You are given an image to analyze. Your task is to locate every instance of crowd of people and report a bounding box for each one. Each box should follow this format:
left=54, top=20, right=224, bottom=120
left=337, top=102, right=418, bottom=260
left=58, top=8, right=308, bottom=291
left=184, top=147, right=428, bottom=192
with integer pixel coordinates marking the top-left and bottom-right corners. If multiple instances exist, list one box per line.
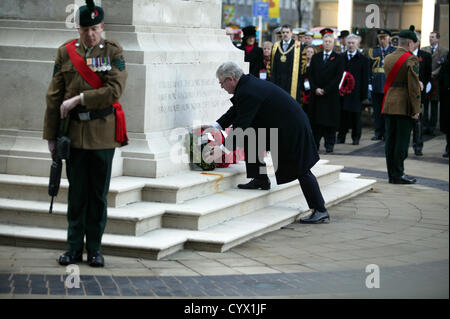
left=233, top=24, right=449, bottom=159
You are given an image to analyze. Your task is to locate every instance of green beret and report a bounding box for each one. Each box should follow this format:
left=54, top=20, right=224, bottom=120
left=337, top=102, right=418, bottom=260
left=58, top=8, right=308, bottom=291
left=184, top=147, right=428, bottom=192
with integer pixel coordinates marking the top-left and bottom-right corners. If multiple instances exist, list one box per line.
left=399, top=25, right=418, bottom=43
left=75, top=0, right=104, bottom=27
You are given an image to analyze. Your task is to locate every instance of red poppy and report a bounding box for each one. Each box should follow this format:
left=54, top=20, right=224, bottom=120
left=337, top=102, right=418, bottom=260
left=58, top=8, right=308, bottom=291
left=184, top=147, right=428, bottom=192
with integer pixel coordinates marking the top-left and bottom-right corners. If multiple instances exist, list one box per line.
left=419, top=58, right=423, bottom=62
left=330, top=57, right=335, bottom=61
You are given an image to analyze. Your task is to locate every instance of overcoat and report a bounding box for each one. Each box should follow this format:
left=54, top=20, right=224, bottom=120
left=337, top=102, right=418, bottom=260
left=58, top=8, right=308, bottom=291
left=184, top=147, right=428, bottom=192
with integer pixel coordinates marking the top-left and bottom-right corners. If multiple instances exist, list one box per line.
left=381, top=47, right=421, bottom=117
left=417, top=49, right=432, bottom=102
left=342, top=51, right=369, bottom=112
left=216, top=74, right=319, bottom=184
left=239, top=44, right=265, bottom=78
left=44, top=38, right=128, bottom=150
left=309, top=51, right=345, bottom=127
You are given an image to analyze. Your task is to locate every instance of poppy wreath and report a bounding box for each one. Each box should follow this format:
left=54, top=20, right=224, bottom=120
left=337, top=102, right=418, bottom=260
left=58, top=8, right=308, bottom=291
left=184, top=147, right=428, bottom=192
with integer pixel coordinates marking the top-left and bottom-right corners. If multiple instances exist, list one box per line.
left=339, top=71, right=355, bottom=96
left=189, top=127, right=244, bottom=171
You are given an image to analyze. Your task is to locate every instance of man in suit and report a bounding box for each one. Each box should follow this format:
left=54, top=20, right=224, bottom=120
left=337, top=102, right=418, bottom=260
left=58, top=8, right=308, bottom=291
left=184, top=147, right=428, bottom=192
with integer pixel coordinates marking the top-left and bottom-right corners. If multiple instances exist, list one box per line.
left=43, top=0, right=128, bottom=267
left=382, top=28, right=421, bottom=184
left=206, top=62, right=330, bottom=224
left=270, top=24, right=302, bottom=102
left=337, top=34, right=369, bottom=145
left=411, top=33, right=432, bottom=156
left=308, top=33, right=345, bottom=153
left=422, top=31, right=449, bottom=135
left=368, top=29, right=396, bottom=141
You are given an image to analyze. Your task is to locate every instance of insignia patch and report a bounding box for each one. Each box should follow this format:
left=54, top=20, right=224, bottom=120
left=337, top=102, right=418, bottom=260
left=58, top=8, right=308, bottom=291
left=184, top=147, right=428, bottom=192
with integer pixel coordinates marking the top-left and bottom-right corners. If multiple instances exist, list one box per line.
left=112, top=56, right=126, bottom=71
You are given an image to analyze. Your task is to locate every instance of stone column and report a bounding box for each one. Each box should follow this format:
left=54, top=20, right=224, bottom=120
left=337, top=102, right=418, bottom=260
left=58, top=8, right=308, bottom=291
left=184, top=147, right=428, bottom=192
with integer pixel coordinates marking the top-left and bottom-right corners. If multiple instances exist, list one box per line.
left=0, top=0, right=245, bottom=178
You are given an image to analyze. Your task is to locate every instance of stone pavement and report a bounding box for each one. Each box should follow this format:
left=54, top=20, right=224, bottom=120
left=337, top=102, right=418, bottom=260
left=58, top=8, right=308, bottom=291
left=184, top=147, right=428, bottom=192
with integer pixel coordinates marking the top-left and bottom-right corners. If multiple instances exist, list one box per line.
left=0, top=128, right=448, bottom=299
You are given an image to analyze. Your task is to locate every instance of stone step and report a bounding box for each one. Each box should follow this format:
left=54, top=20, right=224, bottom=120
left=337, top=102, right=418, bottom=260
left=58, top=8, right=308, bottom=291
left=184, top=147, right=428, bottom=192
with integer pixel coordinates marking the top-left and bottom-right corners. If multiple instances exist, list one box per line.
left=0, top=161, right=340, bottom=235
left=0, top=174, right=376, bottom=260
left=0, top=159, right=332, bottom=206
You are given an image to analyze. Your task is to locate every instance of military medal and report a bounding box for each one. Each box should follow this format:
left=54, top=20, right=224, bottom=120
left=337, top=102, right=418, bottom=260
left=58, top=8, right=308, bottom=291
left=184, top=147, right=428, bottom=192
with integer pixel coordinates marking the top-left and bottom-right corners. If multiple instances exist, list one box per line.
left=106, top=57, right=112, bottom=71
left=100, top=57, right=107, bottom=71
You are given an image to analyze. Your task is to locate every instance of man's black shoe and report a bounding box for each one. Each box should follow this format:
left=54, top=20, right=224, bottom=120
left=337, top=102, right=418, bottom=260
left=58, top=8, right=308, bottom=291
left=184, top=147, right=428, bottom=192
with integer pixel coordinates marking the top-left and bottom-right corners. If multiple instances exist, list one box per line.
left=352, top=139, right=359, bottom=145
left=336, top=138, right=345, bottom=144
left=87, top=251, right=105, bottom=267
left=443, top=151, right=449, bottom=158
left=238, top=178, right=271, bottom=190
left=392, top=175, right=416, bottom=184
left=325, top=148, right=333, bottom=153
left=299, top=209, right=330, bottom=224
left=414, top=149, right=423, bottom=156
left=58, top=250, right=82, bottom=266
left=371, top=136, right=382, bottom=141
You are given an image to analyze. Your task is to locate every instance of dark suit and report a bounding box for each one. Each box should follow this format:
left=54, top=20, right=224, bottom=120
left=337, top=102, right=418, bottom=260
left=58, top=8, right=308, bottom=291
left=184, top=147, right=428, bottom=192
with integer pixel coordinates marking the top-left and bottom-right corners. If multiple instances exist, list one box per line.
left=309, top=50, right=345, bottom=150
left=216, top=74, right=325, bottom=211
left=338, top=51, right=369, bottom=143
left=412, top=49, right=432, bottom=153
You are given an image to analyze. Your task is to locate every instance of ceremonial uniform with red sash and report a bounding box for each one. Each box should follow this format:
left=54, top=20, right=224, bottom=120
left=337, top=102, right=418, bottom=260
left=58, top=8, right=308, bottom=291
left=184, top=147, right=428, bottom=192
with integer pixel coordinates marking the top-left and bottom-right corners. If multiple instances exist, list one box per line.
left=43, top=36, right=128, bottom=257
left=382, top=47, right=421, bottom=182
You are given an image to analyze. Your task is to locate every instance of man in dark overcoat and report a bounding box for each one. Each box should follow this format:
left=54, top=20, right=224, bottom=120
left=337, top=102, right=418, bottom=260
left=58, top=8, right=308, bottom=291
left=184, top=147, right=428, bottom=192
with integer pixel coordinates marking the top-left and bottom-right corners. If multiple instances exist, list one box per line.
left=411, top=35, right=432, bottom=156
left=206, top=62, right=330, bottom=224
left=309, top=33, right=345, bottom=152
left=337, top=34, right=369, bottom=145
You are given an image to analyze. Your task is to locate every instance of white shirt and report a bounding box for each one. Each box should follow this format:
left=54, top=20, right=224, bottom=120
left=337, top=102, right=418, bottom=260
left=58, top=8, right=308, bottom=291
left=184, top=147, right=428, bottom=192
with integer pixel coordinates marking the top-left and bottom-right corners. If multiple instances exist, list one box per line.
left=323, top=51, right=332, bottom=61
left=413, top=49, right=419, bottom=56
left=348, top=50, right=357, bottom=60
left=282, top=40, right=291, bottom=51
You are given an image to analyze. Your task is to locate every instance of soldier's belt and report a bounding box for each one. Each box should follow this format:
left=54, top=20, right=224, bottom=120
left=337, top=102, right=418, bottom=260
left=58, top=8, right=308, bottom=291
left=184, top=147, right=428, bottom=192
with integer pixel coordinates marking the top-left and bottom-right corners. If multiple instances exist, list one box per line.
left=72, top=106, right=115, bottom=121
left=373, top=67, right=385, bottom=73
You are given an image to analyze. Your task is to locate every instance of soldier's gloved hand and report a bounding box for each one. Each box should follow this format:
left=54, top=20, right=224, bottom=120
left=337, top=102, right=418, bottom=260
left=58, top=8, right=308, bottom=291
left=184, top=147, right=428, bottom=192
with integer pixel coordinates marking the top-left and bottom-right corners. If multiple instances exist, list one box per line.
left=60, top=95, right=81, bottom=119
left=368, top=84, right=372, bottom=91
left=419, top=81, right=424, bottom=92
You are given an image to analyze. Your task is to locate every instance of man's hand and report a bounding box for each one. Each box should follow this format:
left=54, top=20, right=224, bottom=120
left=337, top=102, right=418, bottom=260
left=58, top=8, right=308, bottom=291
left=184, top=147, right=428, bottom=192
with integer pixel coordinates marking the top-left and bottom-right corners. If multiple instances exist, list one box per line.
left=419, top=81, right=424, bottom=92
left=411, top=113, right=420, bottom=120
left=315, top=88, right=325, bottom=96
left=60, top=95, right=81, bottom=119
left=48, top=140, right=56, bottom=159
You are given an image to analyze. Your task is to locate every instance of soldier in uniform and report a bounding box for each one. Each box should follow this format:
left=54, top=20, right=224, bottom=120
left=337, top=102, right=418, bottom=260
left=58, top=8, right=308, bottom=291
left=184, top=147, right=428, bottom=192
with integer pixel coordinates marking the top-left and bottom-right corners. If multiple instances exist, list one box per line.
left=382, top=27, right=420, bottom=184
left=270, top=24, right=302, bottom=103
left=337, top=30, right=350, bottom=53
left=43, top=0, right=128, bottom=267
left=367, top=29, right=396, bottom=141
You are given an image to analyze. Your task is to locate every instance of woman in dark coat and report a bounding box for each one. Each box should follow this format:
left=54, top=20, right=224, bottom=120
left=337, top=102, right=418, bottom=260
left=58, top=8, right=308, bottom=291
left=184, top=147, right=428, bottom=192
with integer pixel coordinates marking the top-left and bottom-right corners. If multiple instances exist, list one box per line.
left=439, top=52, right=449, bottom=157
left=210, top=62, right=330, bottom=224
left=239, top=26, right=265, bottom=78
left=300, top=45, right=316, bottom=124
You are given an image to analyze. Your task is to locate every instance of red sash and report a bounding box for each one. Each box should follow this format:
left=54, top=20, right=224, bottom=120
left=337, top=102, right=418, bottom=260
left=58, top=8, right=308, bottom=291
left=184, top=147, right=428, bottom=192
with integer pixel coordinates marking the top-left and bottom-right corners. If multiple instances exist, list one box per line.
left=381, top=51, right=413, bottom=112
left=65, top=40, right=128, bottom=145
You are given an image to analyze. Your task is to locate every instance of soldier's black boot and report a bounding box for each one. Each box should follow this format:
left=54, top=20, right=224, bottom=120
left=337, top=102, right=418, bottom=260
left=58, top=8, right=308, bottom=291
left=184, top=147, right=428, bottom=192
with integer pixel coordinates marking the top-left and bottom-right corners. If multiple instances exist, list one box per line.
left=58, top=250, right=83, bottom=266
left=238, top=177, right=271, bottom=190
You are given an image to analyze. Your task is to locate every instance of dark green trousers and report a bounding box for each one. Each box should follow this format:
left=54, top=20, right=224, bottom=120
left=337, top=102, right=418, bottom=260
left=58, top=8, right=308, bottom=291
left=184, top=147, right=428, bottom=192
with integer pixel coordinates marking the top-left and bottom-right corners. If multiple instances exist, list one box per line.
left=66, top=148, right=115, bottom=252
left=385, top=115, right=414, bottom=178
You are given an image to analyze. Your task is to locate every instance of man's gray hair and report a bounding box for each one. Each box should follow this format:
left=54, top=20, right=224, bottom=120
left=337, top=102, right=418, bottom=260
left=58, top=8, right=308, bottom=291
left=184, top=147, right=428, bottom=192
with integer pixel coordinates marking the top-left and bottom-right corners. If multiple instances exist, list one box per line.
left=323, top=33, right=334, bottom=40
left=346, top=34, right=360, bottom=42
left=399, top=37, right=412, bottom=47
left=216, top=62, right=244, bottom=81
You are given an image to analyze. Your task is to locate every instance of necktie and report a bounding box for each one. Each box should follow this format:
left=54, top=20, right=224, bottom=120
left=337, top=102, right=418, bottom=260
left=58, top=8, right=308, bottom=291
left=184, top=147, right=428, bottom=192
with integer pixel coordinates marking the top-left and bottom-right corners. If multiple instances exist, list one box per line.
left=283, top=41, right=289, bottom=52
left=324, top=53, right=329, bottom=63
left=432, top=47, right=436, bottom=55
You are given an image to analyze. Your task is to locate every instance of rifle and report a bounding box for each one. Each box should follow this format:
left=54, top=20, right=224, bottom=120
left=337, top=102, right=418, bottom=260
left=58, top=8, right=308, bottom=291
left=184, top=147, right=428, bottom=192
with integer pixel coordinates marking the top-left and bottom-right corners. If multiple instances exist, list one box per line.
left=48, top=118, right=71, bottom=214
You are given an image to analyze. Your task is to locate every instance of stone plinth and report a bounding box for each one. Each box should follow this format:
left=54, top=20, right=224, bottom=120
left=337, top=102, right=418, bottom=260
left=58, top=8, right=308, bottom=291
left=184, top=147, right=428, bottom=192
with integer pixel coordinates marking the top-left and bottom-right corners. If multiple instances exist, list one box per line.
left=0, top=0, right=245, bottom=178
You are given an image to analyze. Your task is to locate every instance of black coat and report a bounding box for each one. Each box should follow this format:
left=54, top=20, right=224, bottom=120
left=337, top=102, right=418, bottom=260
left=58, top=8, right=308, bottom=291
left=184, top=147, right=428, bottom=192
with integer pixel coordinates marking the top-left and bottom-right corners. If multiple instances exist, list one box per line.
left=238, top=43, right=265, bottom=78
left=216, top=74, right=319, bottom=184
left=342, top=51, right=369, bottom=112
left=417, top=49, right=432, bottom=101
left=439, top=52, right=449, bottom=134
left=309, top=51, right=345, bottom=127
left=270, top=39, right=301, bottom=101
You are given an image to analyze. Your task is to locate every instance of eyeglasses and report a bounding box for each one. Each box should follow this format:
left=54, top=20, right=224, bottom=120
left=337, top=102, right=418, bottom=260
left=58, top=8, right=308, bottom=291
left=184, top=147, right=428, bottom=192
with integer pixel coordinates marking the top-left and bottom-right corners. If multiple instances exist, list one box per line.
left=219, top=77, right=230, bottom=86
